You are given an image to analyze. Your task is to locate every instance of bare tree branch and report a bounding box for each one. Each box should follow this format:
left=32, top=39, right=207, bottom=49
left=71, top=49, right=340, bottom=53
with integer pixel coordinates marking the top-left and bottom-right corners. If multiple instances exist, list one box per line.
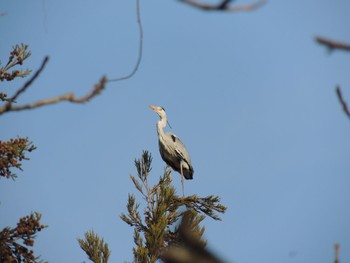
left=0, top=0, right=144, bottom=115
left=0, top=55, right=108, bottom=115
left=336, top=86, right=350, bottom=120
left=315, top=36, right=350, bottom=52
left=0, top=76, right=107, bottom=114
left=178, top=0, right=266, bottom=12
left=0, top=56, right=49, bottom=114
left=107, top=0, right=143, bottom=82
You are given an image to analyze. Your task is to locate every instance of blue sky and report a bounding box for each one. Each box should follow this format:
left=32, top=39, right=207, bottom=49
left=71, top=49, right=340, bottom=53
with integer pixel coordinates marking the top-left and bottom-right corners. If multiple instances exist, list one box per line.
left=1, top=0, right=350, bottom=262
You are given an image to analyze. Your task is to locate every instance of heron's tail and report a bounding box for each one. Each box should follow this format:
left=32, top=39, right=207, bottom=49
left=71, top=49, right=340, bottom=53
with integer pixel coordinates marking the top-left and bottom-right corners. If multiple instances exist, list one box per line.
left=184, top=166, right=194, bottom=180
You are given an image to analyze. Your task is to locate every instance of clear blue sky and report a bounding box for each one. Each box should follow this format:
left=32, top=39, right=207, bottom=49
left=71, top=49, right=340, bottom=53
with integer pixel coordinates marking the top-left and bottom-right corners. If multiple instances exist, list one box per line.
left=1, top=0, right=350, bottom=262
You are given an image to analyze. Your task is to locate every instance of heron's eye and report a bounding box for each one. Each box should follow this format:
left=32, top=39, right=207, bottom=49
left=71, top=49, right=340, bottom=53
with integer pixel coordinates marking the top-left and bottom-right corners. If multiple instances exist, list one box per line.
left=161, top=107, right=165, bottom=111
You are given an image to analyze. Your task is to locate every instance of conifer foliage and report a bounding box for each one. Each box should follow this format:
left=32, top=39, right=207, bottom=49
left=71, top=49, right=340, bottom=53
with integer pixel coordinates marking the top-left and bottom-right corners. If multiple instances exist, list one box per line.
left=120, top=151, right=227, bottom=262
left=77, top=230, right=111, bottom=263
left=0, top=44, right=36, bottom=181
left=0, top=138, right=36, bottom=180
left=0, top=45, right=47, bottom=262
left=0, top=212, right=47, bottom=262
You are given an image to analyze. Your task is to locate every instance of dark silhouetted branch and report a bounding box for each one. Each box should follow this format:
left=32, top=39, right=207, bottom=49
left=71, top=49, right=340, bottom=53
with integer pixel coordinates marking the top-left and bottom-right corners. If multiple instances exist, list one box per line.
left=161, top=211, right=223, bottom=263
left=178, top=0, right=266, bottom=12
left=0, top=56, right=48, bottom=114
left=217, top=0, right=233, bottom=9
left=107, top=0, right=143, bottom=82
left=8, top=56, right=49, bottom=106
left=336, top=86, right=350, bottom=120
left=316, top=36, right=350, bottom=52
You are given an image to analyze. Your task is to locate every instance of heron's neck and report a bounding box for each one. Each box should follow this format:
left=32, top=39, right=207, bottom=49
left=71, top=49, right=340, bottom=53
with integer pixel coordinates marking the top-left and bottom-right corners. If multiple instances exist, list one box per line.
left=156, top=116, right=167, bottom=138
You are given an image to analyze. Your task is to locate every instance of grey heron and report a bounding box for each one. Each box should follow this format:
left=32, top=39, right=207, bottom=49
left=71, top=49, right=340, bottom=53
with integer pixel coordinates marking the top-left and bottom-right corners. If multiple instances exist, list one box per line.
left=149, top=105, right=194, bottom=196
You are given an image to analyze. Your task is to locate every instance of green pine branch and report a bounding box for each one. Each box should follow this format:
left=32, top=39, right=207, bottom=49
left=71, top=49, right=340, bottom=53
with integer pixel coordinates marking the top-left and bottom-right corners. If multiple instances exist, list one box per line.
left=77, top=230, right=111, bottom=263
left=121, top=150, right=227, bottom=263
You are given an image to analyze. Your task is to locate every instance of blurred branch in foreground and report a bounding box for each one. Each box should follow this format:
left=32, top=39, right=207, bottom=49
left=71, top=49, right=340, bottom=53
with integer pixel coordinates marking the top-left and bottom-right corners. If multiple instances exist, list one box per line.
left=336, top=86, right=350, bottom=120
left=334, top=243, right=340, bottom=263
left=161, top=211, right=223, bottom=263
left=315, top=36, right=350, bottom=52
left=178, top=0, right=266, bottom=12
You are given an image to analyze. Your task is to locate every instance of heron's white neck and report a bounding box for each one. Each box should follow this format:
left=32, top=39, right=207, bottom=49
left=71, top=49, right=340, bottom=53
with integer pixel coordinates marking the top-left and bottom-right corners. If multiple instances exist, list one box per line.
left=156, top=115, right=167, bottom=139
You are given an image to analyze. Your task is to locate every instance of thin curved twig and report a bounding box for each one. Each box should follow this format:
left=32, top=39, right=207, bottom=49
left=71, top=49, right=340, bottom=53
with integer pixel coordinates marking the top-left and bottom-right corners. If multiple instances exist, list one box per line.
left=336, top=86, right=350, bottom=120
left=178, top=0, right=266, bottom=12
left=8, top=57, right=49, bottom=104
left=107, top=0, right=143, bottom=82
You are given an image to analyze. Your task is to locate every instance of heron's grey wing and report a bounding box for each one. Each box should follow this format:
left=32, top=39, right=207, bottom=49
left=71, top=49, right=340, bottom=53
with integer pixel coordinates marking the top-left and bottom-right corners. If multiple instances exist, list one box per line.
left=167, top=132, right=192, bottom=165
left=165, top=132, right=194, bottom=179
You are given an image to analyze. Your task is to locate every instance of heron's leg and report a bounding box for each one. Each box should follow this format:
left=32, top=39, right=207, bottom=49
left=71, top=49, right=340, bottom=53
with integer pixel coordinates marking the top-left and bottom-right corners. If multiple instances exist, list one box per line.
left=180, top=164, right=185, bottom=197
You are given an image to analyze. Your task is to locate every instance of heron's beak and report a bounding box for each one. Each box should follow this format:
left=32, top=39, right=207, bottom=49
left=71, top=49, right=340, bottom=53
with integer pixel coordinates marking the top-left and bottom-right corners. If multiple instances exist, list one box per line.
left=149, top=105, right=158, bottom=111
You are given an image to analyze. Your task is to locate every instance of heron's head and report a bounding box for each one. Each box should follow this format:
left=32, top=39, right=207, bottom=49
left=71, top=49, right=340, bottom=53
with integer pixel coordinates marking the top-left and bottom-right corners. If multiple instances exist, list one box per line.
left=149, top=105, right=166, bottom=118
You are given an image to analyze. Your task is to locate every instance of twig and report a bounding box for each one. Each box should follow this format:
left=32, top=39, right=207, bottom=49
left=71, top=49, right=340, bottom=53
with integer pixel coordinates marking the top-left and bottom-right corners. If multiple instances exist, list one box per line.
left=8, top=57, right=49, bottom=105
left=336, top=86, right=350, bottom=120
left=315, top=36, right=350, bottom=52
left=178, top=0, right=266, bottom=12
left=108, top=0, right=143, bottom=82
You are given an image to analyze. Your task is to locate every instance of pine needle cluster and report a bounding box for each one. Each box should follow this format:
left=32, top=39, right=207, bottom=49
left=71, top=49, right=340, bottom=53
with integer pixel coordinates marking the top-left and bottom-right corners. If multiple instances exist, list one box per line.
left=77, top=230, right=111, bottom=263
left=0, top=137, right=36, bottom=179
left=121, top=151, right=227, bottom=263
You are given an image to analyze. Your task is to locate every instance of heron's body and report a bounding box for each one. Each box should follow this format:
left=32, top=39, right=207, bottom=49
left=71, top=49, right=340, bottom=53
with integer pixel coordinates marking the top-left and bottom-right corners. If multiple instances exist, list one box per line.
left=158, top=132, right=193, bottom=180
left=150, top=105, right=194, bottom=195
